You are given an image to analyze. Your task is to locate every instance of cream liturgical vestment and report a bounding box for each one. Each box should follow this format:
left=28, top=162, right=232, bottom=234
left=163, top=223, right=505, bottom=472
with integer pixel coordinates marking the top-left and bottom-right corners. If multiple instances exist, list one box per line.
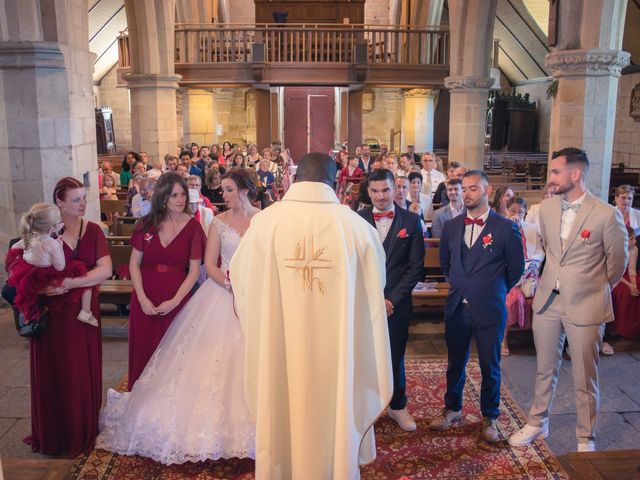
left=230, top=181, right=393, bottom=480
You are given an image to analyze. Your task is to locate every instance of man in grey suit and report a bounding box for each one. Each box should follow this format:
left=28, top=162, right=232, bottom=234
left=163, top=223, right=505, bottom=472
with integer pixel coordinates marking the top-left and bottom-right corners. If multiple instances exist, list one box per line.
left=509, top=148, right=628, bottom=452
left=431, top=178, right=465, bottom=238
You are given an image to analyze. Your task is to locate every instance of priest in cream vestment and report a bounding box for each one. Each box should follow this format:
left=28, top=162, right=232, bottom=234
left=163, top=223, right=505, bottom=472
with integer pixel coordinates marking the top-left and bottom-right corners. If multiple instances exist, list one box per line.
left=230, top=153, right=393, bottom=480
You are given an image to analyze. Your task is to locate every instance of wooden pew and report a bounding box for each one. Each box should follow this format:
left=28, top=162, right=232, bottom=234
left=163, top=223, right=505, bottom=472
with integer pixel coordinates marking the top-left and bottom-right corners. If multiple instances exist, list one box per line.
left=101, top=199, right=127, bottom=213
left=99, top=279, right=133, bottom=306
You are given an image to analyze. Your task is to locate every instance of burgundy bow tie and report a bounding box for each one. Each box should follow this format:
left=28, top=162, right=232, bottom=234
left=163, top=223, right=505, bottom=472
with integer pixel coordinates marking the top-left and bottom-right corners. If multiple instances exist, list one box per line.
left=463, top=217, right=484, bottom=226
left=374, top=211, right=394, bottom=221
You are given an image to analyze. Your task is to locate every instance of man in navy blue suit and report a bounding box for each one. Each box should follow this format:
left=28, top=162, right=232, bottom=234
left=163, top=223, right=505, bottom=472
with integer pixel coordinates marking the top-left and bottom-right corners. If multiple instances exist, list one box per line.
left=429, top=170, right=524, bottom=442
left=359, top=168, right=425, bottom=431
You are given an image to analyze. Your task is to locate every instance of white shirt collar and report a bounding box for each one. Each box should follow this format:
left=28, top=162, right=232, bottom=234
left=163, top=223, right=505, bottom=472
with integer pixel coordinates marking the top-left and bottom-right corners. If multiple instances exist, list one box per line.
left=466, top=207, right=490, bottom=223
left=450, top=202, right=464, bottom=216
left=373, top=204, right=396, bottom=215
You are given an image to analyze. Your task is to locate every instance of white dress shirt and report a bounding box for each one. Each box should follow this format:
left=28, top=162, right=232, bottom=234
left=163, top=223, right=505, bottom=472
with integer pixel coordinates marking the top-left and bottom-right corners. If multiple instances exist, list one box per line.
left=420, top=168, right=446, bottom=198
left=373, top=204, right=395, bottom=244
left=449, top=202, right=464, bottom=218
left=556, top=190, right=587, bottom=290
left=464, top=207, right=491, bottom=249
left=560, top=190, right=587, bottom=251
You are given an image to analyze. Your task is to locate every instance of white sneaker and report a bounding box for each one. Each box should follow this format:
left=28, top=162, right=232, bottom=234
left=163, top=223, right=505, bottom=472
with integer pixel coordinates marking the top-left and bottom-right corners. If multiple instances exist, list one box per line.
left=508, top=423, right=549, bottom=447
left=577, top=441, right=596, bottom=452
left=388, top=408, right=417, bottom=432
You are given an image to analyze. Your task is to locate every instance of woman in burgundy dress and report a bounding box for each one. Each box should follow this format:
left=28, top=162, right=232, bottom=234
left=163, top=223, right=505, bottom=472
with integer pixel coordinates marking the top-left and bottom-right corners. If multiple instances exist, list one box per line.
left=6, top=177, right=113, bottom=457
left=128, top=172, right=205, bottom=389
left=612, top=226, right=640, bottom=339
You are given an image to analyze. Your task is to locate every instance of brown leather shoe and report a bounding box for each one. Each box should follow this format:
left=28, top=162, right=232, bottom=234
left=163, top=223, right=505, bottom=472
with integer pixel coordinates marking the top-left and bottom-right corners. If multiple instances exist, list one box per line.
left=482, top=417, right=501, bottom=443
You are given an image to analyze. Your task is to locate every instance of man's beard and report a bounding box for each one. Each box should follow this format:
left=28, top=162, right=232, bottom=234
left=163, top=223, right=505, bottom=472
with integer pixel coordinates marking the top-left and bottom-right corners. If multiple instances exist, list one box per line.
left=552, top=181, right=573, bottom=195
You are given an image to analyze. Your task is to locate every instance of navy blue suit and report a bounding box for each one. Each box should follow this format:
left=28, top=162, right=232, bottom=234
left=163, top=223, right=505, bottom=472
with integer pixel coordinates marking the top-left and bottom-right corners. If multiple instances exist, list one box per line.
left=439, top=209, right=524, bottom=419
left=360, top=206, right=425, bottom=409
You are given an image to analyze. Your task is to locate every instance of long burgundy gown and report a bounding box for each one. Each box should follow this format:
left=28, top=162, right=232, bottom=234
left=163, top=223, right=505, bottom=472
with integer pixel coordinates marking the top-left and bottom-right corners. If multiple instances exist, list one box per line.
left=128, top=217, right=205, bottom=389
left=28, top=221, right=108, bottom=457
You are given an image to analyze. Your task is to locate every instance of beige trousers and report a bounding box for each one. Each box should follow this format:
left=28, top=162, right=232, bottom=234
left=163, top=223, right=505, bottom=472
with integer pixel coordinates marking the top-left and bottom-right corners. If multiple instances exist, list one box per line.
left=527, top=293, right=604, bottom=443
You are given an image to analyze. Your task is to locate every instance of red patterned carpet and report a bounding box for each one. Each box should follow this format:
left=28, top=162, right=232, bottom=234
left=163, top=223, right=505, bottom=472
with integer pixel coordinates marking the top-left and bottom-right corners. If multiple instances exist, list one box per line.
left=68, top=359, right=566, bottom=479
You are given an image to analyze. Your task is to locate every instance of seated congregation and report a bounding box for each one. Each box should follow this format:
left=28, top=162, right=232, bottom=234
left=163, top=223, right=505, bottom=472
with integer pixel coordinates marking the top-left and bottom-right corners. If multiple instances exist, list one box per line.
left=4, top=142, right=639, bottom=478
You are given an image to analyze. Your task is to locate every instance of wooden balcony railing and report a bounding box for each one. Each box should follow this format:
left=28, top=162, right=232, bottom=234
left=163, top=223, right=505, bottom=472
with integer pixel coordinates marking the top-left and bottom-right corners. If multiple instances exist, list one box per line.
left=118, top=23, right=449, bottom=68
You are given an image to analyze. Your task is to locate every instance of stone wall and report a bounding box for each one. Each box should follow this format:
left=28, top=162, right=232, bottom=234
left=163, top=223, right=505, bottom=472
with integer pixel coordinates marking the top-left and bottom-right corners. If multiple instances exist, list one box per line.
left=182, top=88, right=254, bottom=149
left=228, top=0, right=255, bottom=23
left=365, top=0, right=390, bottom=24
left=95, top=64, right=133, bottom=151
left=514, top=78, right=553, bottom=153
left=362, top=88, right=402, bottom=152
left=613, top=71, right=640, bottom=168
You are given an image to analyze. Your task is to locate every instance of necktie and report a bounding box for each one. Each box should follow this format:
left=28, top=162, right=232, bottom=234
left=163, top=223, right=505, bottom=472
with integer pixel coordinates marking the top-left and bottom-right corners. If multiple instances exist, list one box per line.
left=463, top=217, right=484, bottom=226
left=561, top=200, right=580, bottom=212
left=374, top=211, right=394, bottom=221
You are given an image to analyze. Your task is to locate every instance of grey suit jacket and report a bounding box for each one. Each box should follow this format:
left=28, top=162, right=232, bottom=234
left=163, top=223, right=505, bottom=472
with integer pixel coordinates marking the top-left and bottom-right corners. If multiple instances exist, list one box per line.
left=532, top=192, right=628, bottom=325
left=431, top=205, right=464, bottom=238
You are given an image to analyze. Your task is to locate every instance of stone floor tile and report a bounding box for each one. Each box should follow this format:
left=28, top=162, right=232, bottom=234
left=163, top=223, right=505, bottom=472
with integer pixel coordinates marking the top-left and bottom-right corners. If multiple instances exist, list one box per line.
left=0, top=387, right=30, bottom=418
left=0, top=417, right=17, bottom=440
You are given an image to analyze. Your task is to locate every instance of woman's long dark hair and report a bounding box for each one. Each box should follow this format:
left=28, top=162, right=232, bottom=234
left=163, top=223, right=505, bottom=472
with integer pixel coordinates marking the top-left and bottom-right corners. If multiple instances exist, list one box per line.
left=122, top=151, right=141, bottom=172
left=491, top=187, right=511, bottom=214
left=140, top=172, right=191, bottom=231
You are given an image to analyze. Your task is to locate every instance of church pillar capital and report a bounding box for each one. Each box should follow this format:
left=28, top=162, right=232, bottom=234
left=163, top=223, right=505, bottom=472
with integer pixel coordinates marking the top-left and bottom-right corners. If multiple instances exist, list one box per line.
left=0, top=41, right=65, bottom=70
left=444, top=76, right=494, bottom=93
left=545, top=49, right=631, bottom=78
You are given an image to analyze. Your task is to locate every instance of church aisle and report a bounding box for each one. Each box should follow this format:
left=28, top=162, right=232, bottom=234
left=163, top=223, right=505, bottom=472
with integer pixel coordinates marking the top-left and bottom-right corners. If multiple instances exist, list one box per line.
left=0, top=308, right=639, bottom=479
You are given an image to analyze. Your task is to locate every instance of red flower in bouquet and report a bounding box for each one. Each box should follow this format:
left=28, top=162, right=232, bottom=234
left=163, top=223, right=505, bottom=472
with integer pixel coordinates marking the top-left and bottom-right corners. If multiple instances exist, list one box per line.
left=397, top=228, right=409, bottom=238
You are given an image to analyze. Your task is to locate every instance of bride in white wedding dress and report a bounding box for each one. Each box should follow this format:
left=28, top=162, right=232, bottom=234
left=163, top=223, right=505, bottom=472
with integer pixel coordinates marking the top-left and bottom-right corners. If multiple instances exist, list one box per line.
left=96, top=169, right=261, bottom=465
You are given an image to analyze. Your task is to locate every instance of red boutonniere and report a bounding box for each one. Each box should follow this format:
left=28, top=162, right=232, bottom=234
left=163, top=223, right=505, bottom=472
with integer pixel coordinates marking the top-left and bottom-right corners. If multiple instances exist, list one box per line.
left=482, top=233, right=493, bottom=249
left=143, top=232, right=153, bottom=243
left=580, top=229, right=591, bottom=243
left=397, top=228, right=409, bottom=239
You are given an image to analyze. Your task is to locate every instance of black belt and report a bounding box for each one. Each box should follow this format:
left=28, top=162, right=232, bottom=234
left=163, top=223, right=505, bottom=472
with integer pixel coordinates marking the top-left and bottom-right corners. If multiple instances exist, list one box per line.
left=552, top=288, right=560, bottom=295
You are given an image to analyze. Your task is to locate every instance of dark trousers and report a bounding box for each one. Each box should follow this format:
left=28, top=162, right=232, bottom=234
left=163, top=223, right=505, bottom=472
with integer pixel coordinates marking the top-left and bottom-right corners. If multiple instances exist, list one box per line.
left=388, top=301, right=411, bottom=410
left=444, top=303, right=505, bottom=419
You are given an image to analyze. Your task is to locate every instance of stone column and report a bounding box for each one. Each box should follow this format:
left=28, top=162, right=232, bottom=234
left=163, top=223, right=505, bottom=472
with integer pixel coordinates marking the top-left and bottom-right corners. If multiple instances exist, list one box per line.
left=445, top=0, right=497, bottom=169
left=182, top=88, right=217, bottom=148
left=0, top=0, right=99, bottom=263
left=126, top=73, right=181, bottom=159
left=445, top=77, right=493, bottom=168
left=124, top=0, right=181, bottom=162
left=546, top=51, right=629, bottom=199
left=402, top=89, right=437, bottom=153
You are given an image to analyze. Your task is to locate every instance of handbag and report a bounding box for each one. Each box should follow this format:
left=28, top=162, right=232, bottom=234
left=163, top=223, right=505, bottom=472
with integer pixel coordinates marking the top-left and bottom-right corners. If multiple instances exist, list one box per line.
left=15, top=306, right=49, bottom=338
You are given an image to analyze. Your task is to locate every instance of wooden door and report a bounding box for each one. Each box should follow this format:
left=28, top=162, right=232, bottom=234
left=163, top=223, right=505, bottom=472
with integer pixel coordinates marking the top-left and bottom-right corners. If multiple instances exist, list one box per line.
left=284, top=87, right=335, bottom=163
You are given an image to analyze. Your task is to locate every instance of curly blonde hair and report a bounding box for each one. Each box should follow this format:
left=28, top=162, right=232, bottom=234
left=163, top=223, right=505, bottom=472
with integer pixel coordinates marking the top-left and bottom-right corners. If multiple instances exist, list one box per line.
left=18, top=203, right=59, bottom=250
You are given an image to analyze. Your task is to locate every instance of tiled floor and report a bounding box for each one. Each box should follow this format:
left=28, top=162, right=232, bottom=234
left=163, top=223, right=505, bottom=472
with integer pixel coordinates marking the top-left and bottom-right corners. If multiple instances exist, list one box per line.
left=0, top=306, right=639, bottom=478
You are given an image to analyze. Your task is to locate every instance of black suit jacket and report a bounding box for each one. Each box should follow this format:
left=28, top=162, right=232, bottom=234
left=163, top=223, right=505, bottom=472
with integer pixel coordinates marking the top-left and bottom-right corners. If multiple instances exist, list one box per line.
left=359, top=207, right=425, bottom=309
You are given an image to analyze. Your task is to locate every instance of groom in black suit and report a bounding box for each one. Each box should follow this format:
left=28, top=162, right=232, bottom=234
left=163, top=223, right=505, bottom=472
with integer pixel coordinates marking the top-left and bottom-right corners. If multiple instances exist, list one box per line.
left=359, top=168, right=425, bottom=431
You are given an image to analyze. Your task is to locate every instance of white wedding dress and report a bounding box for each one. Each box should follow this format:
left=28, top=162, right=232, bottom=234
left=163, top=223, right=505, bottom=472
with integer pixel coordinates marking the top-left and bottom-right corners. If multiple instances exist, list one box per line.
left=96, top=218, right=255, bottom=465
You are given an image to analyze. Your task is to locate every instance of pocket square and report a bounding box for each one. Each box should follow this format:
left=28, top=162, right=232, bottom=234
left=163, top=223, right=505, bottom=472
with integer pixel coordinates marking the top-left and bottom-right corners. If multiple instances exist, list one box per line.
left=397, top=228, right=408, bottom=238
